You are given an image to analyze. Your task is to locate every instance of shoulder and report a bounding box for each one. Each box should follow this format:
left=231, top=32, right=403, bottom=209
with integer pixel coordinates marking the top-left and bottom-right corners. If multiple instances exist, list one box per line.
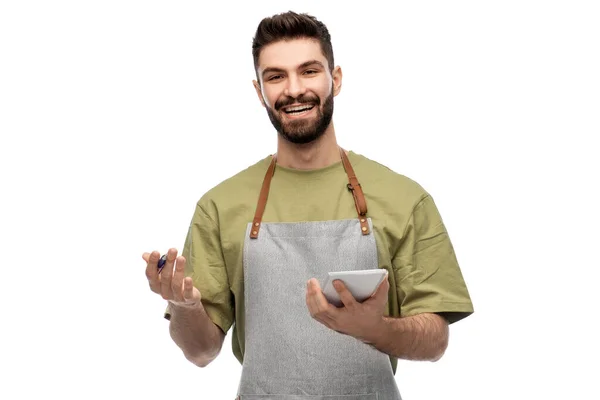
left=196, top=155, right=272, bottom=216
left=349, top=151, right=430, bottom=208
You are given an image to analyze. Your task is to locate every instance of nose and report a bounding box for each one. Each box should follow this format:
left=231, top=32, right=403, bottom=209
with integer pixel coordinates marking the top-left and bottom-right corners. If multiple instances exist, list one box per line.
left=283, top=74, right=306, bottom=99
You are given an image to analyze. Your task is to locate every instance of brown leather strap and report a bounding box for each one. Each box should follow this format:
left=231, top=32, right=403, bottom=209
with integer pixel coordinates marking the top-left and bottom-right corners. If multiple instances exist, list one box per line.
left=340, top=148, right=370, bottom=235
left=249, top=148, right=370, bottom=238
left=249, top=154, right=277, bottom=239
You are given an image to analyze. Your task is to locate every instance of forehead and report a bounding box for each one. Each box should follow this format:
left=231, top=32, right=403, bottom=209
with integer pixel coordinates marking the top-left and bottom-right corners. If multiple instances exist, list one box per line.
left=257, top=38, right=329, bottom=72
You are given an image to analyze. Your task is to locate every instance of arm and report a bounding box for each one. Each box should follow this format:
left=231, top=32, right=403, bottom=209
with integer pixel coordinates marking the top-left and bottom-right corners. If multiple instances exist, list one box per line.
left=369, top=313, right=448, bottom=361
left=162, top=202, right=235, bottom=367
left=386, top=194, right=473, bottom=357
left=307, top=194, right=472, bottom=362
left=168, top=303, right=226, bottom=367
left=307, top=277, right=449, bottom=362
left=145, top=248, right=227, bottom=368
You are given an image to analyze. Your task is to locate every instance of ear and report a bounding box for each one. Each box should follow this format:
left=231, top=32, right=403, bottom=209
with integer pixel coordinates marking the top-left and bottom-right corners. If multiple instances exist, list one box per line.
left=332, top=66, right=343, bottom=97
left=253, top=80, right=266, bottom=108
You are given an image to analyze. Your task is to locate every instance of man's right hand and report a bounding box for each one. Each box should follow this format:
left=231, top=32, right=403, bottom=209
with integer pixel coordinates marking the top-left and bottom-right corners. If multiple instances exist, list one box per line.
left=143, top=248, right=202, bottom=308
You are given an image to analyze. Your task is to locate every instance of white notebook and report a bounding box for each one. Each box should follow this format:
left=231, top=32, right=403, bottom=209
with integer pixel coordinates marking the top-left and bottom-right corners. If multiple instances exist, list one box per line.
left=321, top=269, right=387, bottom=307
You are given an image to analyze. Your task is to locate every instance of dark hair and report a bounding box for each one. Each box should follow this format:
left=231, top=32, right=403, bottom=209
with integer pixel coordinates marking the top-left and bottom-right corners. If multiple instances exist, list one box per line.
left=252, top=11, right=334, bottom=77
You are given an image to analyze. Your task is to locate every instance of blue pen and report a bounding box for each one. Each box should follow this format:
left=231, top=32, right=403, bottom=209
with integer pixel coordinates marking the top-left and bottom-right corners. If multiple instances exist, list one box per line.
left=157, top=254, right=167, bottom=273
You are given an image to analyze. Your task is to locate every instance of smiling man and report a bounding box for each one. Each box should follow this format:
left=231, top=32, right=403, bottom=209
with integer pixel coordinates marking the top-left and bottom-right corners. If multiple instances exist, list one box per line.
left=256, top=40, right=336, bottom=146
left=144, top=11, right=474, bottom=400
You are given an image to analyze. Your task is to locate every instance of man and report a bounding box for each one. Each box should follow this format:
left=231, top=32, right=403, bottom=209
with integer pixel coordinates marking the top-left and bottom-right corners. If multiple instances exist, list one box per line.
left=143, top=11, right=473, bottom=399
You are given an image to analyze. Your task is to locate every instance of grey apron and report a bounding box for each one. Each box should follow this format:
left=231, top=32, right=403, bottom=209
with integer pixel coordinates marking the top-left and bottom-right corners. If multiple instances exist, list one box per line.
left=236, top=148, right=402, bottom=400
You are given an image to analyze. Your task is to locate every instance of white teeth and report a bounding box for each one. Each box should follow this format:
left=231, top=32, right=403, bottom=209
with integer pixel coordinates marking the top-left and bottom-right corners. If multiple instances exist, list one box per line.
left=285, top=105, right=313, bottom=112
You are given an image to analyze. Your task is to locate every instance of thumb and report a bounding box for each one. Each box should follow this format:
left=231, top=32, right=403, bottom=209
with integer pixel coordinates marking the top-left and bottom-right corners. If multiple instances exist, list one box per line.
left=371, top=272, right=390, bottom=300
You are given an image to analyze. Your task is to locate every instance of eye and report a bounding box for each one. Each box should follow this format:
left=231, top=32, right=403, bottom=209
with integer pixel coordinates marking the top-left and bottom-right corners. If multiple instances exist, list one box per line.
left=267, top=75, right=283, bottom=81
left=303, top=69, right=318, bottom=75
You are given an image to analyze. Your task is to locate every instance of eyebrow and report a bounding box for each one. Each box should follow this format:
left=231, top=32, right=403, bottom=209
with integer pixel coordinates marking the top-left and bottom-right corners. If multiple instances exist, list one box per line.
left=261, top=60, right=325, bottom=78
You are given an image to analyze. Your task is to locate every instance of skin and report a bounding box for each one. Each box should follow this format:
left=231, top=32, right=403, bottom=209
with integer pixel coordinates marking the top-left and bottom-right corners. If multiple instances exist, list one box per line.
left=254, top=38, right=449, bottom=361
left=253, top=38, right=343, bottom=170
left=306, top=276, right=449, bottom=361
left=143, top=248, right=224, bottom=367
left=144, top=37, right=449, bottom=367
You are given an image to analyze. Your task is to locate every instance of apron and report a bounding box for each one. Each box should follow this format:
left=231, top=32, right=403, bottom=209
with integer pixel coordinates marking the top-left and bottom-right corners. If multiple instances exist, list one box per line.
left=236, top=148, right=402, bottom=400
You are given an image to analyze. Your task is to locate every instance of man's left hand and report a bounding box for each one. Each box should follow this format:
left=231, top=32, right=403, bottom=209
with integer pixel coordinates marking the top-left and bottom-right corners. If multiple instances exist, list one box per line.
left=305, top=272, right=389, bottom=344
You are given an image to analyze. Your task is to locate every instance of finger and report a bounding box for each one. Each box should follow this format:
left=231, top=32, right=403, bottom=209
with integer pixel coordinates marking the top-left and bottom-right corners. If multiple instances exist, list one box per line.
left=160, top=248, right=178, bottom=299
left=369, top=272, right=390, bottom=305
left=333, top=279, right=358, bottom=309
left=183, top=277, right=195, bottom=302
left=375, top=272, right=390, bottom=296
left=310, top=279, right=330, bottom=312
left=144, top=251, right=161, bottom=293
left=311, top=283, right=338, bottom=329
left=306, top=280, right=318, bottom=315
left=307, top=279, right=336, bottom=325
left=171, top=256, right=186, bottom=302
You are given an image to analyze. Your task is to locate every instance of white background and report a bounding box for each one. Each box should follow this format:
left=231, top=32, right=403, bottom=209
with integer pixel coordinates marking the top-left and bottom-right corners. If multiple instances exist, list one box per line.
left=1, top=1, right=599, bottom=399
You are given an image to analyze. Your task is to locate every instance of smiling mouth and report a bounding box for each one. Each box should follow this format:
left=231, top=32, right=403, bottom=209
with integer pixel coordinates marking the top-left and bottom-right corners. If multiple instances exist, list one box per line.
left=282, top=104, right=315, bottom=115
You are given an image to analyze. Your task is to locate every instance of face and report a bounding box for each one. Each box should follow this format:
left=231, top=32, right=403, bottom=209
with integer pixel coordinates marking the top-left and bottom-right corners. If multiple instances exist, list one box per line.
left=253, top=38, right=342, bottom=144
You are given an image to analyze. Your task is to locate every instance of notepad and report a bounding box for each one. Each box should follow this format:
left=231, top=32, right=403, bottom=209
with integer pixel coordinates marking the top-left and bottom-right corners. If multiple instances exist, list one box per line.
left=321, top=269, right=387, bottom=307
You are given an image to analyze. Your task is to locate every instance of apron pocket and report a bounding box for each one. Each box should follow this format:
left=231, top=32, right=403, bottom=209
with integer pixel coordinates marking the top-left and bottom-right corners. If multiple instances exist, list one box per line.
left=239, top=394, right=378, bottom=399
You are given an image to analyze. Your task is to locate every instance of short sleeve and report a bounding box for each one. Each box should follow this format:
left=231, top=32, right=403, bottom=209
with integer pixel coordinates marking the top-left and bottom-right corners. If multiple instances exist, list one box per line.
left=164, top=203, right=234, bottom=334
left=392, top=195, right=474, bottom=324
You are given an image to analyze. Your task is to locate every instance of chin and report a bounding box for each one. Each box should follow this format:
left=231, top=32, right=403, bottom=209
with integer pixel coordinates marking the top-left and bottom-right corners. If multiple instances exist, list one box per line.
left=279, top=128, right=326, bottom=145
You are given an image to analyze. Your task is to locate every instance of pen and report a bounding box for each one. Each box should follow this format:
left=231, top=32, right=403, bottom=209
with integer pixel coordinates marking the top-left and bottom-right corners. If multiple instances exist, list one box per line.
left=157, top=254, right=167, bottom=273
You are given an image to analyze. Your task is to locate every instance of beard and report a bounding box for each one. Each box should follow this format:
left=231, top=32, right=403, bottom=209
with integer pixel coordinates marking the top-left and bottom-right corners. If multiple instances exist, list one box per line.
left=265, top=91, right=334, bottom=145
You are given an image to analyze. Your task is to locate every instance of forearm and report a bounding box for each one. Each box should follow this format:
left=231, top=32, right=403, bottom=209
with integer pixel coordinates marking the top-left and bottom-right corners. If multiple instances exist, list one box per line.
left=369, top=313, right=449, bottom=361
left=168, top=303, right=224, bottom=367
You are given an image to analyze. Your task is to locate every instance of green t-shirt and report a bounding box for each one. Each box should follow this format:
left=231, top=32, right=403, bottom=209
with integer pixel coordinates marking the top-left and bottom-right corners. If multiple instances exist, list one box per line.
left=165, top=151, right=474, bottom=374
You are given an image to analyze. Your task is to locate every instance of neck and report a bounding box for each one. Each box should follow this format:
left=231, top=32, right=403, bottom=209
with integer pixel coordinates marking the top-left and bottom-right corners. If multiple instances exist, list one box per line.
left=275, top=123, right=344, bottom=170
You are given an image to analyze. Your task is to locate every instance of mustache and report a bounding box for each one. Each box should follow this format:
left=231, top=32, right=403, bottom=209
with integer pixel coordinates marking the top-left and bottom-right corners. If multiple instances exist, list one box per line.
left=275, top=94, right=320, bottom=110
